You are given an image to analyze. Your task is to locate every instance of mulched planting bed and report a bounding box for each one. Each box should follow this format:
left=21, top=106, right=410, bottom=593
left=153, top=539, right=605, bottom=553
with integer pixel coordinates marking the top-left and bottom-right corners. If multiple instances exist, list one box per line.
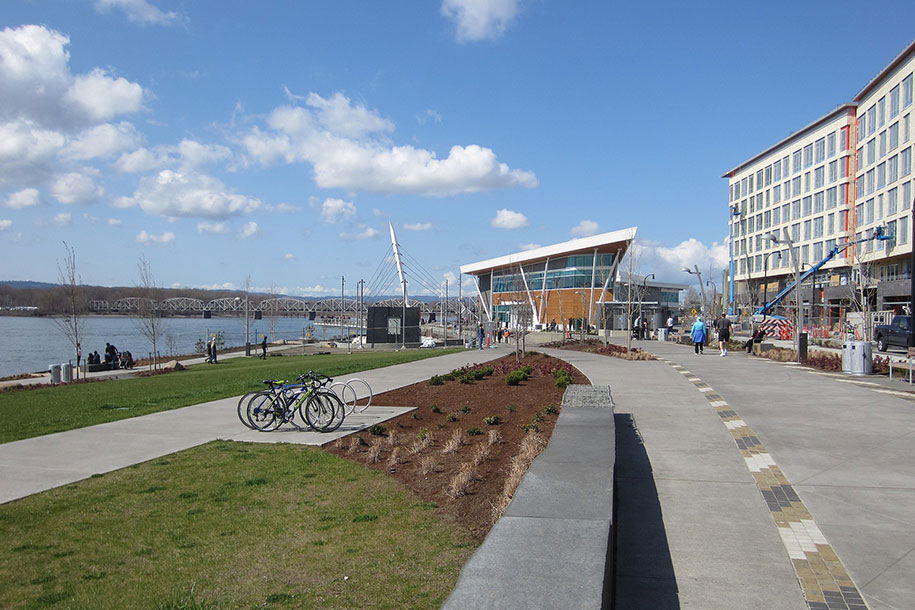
left=546, top=339, right=656, bottom=360
left=325, top=351, right=588, bottom=541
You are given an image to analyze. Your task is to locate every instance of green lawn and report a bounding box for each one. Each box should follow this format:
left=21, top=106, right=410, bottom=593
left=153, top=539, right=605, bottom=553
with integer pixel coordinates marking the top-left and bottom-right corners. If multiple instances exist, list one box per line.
left=0, top=441, right=476, bottom=609
left=0, top=349, right=462, bottom=444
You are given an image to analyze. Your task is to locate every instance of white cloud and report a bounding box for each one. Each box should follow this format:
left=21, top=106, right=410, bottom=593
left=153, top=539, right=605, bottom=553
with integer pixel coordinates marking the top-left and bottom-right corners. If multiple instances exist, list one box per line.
left=242, top=95, right=537, bottom=196
left=570, top=219, right=599, bottom=237
left=107, top=217, right=121, bottom=225
left=320, top=198, right=357, bottom=223
left=177, top=139, right=233, bottom=168
left=127, top=170, right=262, bottom=218
left=63, top=122, right=141, bottom=160
left=197, top=221, right=229, bottom=234
left=627, top=238, right=729, bottom=285
left=51, top=171, right=103, bottom=204
left=305, top=92, right=394, bottom=139
left=519, top=242, right=541, bottom=251
left=198, top=281, right=237, bottom=291
left=417, top=109, right=443, bottom=125
left=441, top=0, right=519, bottom=43
left=338, top=224, right=379, bottom=241
left=136, top=230, right=175, bottom=246
left=93, top=0, right=180, bottom=26
left=490, top=208, right=528, bottom=229
left=291, top=284, right=338, bottom=296
left=403, top=222, right=432, bottom=231
left=53, top=212, right=72, bottom=226
left=240, top=221, right=259, bottom=238
left=4, top=188, right=41, bottom=209
left=283, top=252, right=296, bottom=261
left=114, top=147, right=169, bottom=173
left=0, top=219, right=12, bottom=231
left=64, top=68, right=144, bottom=123
left=0, top=120, right=66, bottom=186
left=443, top=271, right=458, bottom=284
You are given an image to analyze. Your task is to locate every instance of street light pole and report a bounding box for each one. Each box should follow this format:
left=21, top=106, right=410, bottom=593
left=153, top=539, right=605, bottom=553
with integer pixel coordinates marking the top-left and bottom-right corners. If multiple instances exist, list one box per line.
left=341, top=276, right=345, bottom=344
left=639, top=273, right=655, bottom=336
left=681, top=266, right=706, bottom=314
left=729, top=205, right=740, bottom=315
left=767, top=229, right=804, bottom=361
left=706, top=280, right=718, bottom=317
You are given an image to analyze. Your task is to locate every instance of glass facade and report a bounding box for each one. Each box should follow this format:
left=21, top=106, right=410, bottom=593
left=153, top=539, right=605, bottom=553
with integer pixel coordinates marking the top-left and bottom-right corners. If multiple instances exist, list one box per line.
left=491, top=253, right=617, bottom=294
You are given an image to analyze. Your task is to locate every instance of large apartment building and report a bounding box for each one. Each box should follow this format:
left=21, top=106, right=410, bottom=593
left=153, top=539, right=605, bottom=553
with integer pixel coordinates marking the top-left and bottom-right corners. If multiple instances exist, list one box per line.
left=723, top=41, right=915, bottom=325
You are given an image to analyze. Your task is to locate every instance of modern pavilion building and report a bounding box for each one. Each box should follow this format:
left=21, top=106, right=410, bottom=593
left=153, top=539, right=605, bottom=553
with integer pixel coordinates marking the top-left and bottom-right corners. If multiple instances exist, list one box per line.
left=460, top=227, right=636, bottom=330
left=723, top=40, right=915, bottom=324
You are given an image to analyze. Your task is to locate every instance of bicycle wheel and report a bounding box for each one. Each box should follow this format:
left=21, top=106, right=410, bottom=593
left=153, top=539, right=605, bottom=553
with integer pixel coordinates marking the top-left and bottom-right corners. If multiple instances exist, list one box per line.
left=301, top=391, right=344, bottom=432
left=237, top=391, right=259, bottom=429
left=247, top=392, right=281, bottom=431
left=346, top=378, right=373, bottom=413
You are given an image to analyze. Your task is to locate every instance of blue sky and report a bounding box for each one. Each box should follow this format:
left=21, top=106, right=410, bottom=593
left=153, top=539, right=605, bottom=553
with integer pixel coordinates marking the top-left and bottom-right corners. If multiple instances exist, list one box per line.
left=2, top=0, right=915, bottom=297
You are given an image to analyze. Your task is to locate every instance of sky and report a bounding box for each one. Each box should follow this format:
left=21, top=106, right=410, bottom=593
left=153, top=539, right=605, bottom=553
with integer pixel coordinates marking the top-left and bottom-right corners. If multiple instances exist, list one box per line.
left=3, top=0, right=915, bottom=298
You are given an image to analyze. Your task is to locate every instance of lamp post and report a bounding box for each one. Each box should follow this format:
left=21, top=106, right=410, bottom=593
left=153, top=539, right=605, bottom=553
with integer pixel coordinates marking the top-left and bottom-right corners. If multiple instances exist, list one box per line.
left=639, top=273, right=655, bottom=337
left=235, top=292, right=250, bottom=356
left=681, top=266, right=706, bottom=315
left=705, top=280, right=718, bottom=318
left=766, top=229, right=804, bottom=361
left=729, top=205, right=741, bottom=315
left=760, top=250, right=782, bottom=321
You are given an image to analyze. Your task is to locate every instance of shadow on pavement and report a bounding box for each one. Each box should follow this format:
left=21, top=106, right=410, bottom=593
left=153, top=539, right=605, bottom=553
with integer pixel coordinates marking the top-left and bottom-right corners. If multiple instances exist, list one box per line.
left=613, top=413, right=680, bottom=610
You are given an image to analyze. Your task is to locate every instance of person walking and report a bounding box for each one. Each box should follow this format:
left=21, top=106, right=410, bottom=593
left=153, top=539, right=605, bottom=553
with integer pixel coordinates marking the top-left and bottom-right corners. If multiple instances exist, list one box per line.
left=690, top=316, right=707, bottom=355
left=714, top=314, right=732, bottom=356
left=208, top=335, right=218, bottom=364
left=260, top=335, right=268, bottom=359
left=477, top=324, right=484, bottom=350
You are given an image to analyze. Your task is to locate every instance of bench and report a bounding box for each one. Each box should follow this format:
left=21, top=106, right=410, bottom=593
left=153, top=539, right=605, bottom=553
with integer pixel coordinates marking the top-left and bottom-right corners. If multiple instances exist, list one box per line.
left=753, top=341, right=775, bottom=355
left=888, top=347, right=915, bottom=384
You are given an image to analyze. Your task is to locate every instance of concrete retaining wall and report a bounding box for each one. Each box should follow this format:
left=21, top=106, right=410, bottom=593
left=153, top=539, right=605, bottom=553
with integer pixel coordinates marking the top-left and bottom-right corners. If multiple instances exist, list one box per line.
left=443, top=384, right=615, bottom=609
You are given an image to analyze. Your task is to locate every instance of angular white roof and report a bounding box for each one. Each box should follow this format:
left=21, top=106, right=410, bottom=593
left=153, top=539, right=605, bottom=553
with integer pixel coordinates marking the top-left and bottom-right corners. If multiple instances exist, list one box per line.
left=460, top=226, right=637, bottom=275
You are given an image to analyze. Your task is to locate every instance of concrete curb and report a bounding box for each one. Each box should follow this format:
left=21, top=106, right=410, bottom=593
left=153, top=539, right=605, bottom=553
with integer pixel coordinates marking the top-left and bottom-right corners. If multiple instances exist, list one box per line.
left=443, top=385, right=615, bottom=610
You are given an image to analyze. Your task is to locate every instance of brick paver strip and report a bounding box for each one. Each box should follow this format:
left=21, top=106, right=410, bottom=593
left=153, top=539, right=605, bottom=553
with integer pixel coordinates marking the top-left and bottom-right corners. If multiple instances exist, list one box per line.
left=660, top=357, right=870, bottom=610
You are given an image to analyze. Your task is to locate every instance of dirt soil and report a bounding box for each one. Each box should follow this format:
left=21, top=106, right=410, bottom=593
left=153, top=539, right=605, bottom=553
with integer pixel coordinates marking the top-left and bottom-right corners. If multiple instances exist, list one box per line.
left=324, top=351, right=588, bottom=541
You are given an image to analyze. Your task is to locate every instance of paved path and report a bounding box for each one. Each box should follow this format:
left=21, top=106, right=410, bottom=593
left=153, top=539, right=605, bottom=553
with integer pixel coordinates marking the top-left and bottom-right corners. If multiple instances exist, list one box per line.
left=0, top=346, right=511, bottom=504
left=548, top=339, right=912, bottom=610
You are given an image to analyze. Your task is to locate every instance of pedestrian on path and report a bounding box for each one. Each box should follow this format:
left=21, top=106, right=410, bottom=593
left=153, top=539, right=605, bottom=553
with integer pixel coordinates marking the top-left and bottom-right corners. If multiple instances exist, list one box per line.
left=260, top=335, right=268, bottom=359
left=208, top=335, right=218, bottom=364
left=690, top=316, right=707, bottom=355
left=714, top=314, right=731, bottom=357
left=478, top=324, right=484, bottom=350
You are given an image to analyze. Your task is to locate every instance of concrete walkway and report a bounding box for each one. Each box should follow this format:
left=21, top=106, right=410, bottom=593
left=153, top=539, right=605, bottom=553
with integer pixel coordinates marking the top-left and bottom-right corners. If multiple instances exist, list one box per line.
left=0, top=345, right=511, bottom=504
left=555, top=339, right=912, bottom=610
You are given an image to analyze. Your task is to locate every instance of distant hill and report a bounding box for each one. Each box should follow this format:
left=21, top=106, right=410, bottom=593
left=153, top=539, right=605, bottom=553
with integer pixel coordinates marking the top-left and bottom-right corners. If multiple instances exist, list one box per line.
left=0, top=280, right=57, bottom=290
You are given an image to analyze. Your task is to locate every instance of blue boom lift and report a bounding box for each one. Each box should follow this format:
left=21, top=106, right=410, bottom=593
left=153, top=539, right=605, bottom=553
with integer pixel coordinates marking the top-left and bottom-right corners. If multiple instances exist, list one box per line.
left=755, top=226, right=890, bottom=318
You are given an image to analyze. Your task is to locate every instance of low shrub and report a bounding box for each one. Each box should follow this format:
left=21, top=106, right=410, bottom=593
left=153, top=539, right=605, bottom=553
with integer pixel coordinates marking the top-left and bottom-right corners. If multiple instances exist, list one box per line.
left=368, top=424, right=387, bottom=436
left=446, top=413, right=458, bottom=423
left=505, top=370, right=525, bottom=386
left=428, top=375, right=445, bottom=386
left=483, top=415, right=502, bottom=426
left=544, top=404, right=559, bottom=415
left=461, top=405, right=472, bottom=415
left=465, top=427, right=483, bottom=436
left=520, top=423, right=539, bottom=434
left=430, top=404, right=442, bottom=414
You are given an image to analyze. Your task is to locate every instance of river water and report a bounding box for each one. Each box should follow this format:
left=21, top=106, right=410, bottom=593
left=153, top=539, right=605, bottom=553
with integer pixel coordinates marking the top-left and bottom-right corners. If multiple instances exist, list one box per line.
left=0, top=315, right=331, bottom=378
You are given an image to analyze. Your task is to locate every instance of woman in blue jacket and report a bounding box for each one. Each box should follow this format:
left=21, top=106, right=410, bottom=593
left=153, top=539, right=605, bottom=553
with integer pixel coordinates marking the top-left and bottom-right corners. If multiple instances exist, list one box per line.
left=690, top=316, right=707, bottom=355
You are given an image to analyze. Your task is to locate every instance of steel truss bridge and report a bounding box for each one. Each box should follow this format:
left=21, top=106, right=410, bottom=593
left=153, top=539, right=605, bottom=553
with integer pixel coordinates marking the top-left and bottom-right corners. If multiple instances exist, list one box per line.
left=88, top=296, right=478, bottom=318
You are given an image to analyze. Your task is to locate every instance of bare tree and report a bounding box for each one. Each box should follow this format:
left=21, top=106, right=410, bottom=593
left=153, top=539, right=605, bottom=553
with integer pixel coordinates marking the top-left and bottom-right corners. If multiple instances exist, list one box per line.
left=136, top=255, right=166, bottom=369
left=266, top=283, right=281, bottom=342
left=52, top=242, right=87, bottom=379
left=849, top=252, right=875, bottom=341
left=622, top=243, right=645, bottom=352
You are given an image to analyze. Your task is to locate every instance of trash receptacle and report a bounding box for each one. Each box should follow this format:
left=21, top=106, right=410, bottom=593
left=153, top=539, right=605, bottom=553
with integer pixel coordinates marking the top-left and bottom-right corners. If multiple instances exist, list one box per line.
left=657, top=328, right=668, bottom=342
left=846, top=341, right=873, bottom=376
left=49, top=363, right=61, bottom=384
left=841, top=342, right=851, bottom=372
left=60, top=363, right=72, bottom=383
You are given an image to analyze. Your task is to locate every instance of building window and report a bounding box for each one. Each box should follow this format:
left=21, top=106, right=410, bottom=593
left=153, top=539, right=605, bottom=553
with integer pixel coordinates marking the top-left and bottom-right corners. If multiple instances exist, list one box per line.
left=782, top=203, right=790, bottom=220
left=792, top=176, right=801, bottom=195
left=765, top=165, right=772, bottom=186
left=856, top=202, right=864, bottom=224
left=877, top=162, right=886, bottom=189
left=867, top=139, right=876, bottom=165
left=840, top=156, right=848, bottom=178
left=900, top=218, right=909, bottom=244
left=793, top=150, right=802, bottom=173
left=905, top=74, right=914, bottom=108
left=764, top=210, right=771, bottom=229
left=840, top=127, right=848, bottom=151
left=905, top=181, right=912, bottom=209
left=773, top=159, right=782, bottom=181
left=815, top=137, right=825, bottom=163
left=792, top=199, right=800, bottom=220
left=748, top=216, right=754, bottom=233
left=866, top=169, right=875, bottom=194
left=791, top=223, right=800, bottom=242
left=826, top=186, right=837, bottom=208
left=856, top=175, right=864, bottom=199
left=880, top=131, right=887, bottom=158
left=801, top=244, right=809, bottom=264
left=749, top=174, right=754, bottom=193
left=877, top=194, right=884, bottom=221
left=889, top=154, right=898, bottom=183
left=828, top=160, right=838, bottom=183
left=890, top=122, right=899, bottom=150
left=891, top=84, right=900, bottom=118
left=813, top=242, right=823, bottom=261
left=868, top=105, right=876, bottom=136
left=879, top=96, right=886, bottom=127
left=866, top=198, right=874, bottom=225
left=827, top=213, right=834, bottom=235
left=773, top=206, right=781, bottom=225
left=827, top=131, right=836, bottom=157
left=903, top=147, right=912, bottom=176
left=803, top=144, right=813, bottom=168
left=859, top=116, right=866, bottom=141
left=773, top=184, right=781, bottom=203
left=756, top=170, right=763, bottom=189
left=803, top=219, right=812, bottom=240
left=804, top=172, right=811, bottom=193
left=889, top=187, right=898, bottom=214
left=814, top=166, right=825, bottom=188
left=906, top=114, right=911, bottom=143
left=813, top=216, right=824, bottom=238
left=814, top=192, right=824, bottom=213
